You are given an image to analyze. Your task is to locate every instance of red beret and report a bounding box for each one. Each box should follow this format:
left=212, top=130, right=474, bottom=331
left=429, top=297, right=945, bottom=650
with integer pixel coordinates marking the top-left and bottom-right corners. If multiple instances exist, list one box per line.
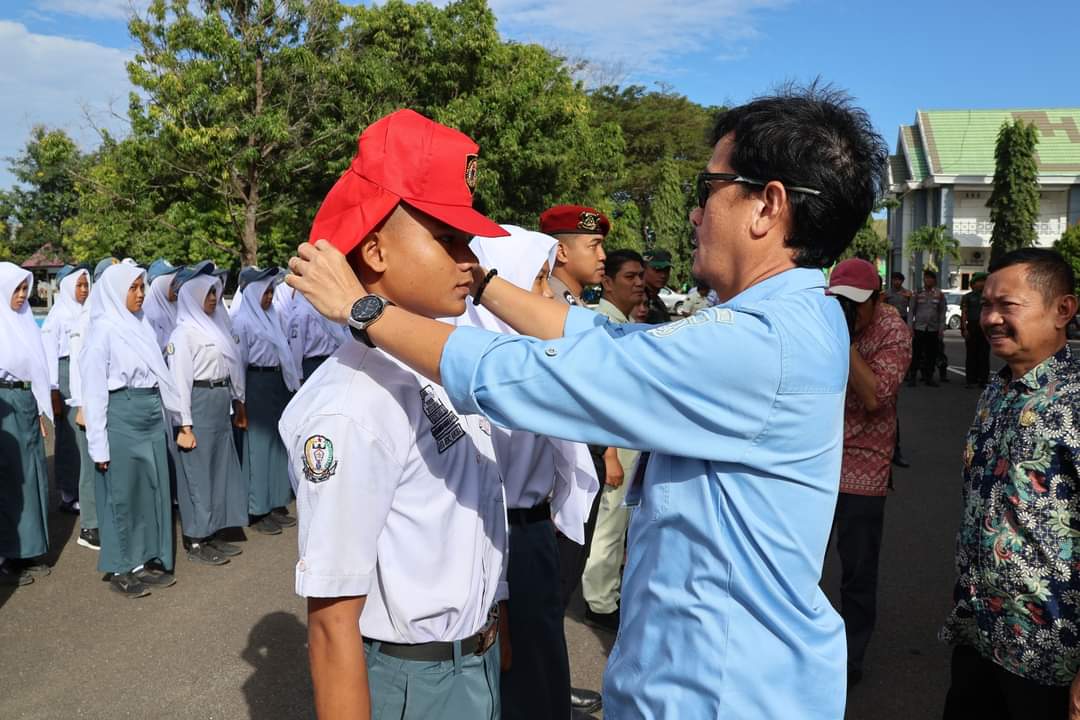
left=539, top=205, right=610, bottom=237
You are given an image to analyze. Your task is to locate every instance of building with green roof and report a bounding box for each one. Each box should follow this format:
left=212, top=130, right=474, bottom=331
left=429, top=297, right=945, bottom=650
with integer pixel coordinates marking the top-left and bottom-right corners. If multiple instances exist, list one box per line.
left=887, top=108, right=1080, bottom=290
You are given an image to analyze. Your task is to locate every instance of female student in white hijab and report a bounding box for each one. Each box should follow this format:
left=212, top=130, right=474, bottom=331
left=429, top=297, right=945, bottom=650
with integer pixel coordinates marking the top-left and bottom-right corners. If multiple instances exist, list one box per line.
left=230, top=267, right=301, bottom=535
left=40, top=265, right=91, bottom=515
left=451, top=226, right=600, bottom=720
left=0, top=263, right=54, bottom=587
left=167, top=270, right=248, bottom=566
left=80, top=263, right=182, bottom=598
left=143, top=259, right=179, bottom=352
left=271, top=272, right=294, bottom=335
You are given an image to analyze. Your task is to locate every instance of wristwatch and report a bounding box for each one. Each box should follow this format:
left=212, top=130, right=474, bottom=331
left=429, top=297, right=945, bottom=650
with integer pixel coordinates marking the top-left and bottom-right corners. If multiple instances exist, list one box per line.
left=347, top=294, right=394, bottom=348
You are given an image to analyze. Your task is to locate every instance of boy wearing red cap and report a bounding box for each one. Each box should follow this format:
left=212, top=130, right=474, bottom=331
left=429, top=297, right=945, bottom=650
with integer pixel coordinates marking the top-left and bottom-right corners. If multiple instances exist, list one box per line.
left=827, top=258, right=911, bottom=687
left=278, top=110, right=510, bottom=720
left=540, top=204, right=609, bottom=307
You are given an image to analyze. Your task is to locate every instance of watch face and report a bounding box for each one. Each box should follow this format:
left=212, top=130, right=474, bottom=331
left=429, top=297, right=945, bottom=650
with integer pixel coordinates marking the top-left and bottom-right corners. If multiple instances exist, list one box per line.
left=352, top=295, right=384, bottom=324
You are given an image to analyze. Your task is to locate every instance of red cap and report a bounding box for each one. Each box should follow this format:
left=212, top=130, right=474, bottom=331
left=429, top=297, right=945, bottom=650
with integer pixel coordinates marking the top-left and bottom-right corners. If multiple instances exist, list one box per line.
left=827, top=258, right=882, bottom=303
left=539, top=205, right=610, bottom=237
left=309, top=109, right=508, bottom=253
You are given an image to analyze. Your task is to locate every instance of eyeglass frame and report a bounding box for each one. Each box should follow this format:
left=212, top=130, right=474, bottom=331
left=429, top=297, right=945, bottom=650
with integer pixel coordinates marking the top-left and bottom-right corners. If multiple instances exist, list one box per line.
left=696, top=172, right=822, bottom=209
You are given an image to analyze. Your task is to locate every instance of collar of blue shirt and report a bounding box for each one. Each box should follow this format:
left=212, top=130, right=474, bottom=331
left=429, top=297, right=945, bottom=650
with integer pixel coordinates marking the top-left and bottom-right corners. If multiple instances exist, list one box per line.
left=718, top=267, right=827, bottom=308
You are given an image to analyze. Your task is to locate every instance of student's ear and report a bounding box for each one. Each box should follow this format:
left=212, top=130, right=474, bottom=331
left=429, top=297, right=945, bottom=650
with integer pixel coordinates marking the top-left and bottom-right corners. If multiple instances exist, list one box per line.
left=355, top=232, right=388, bottom=275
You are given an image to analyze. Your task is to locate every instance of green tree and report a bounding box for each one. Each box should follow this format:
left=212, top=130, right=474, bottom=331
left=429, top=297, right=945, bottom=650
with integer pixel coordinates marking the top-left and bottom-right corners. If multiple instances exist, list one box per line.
left=1053, top=222, right=1080, bottom=293
left=647, top=154, right=693, bottom=286
left=125, top=0, right=349, bottom=266
left=907, top=224, right=959, bottom=271
left=839, top=217, right=891, bottom=262
left=605, top=197, right=645, bottom=255
left=3, top=126, right=82, bottom=262
left=987, top=119, right=1040, bottom=263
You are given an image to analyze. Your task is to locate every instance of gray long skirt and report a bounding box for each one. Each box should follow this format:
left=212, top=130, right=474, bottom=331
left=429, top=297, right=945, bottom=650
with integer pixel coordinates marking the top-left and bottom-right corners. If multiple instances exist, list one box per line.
left=58, top=359, right=96, bottom=531
left=175, top=384, right=246, bottom=539
left=95, top=387, right=173, bottom=574
left=0, top=387, right=50, bottom=559
left=238, top=369, right=293, bottom=516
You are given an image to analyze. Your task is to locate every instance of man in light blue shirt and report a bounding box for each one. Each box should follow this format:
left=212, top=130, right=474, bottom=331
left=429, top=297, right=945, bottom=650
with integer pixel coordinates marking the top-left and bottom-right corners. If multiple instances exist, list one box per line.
left=288, top=85, right=888, bottom=719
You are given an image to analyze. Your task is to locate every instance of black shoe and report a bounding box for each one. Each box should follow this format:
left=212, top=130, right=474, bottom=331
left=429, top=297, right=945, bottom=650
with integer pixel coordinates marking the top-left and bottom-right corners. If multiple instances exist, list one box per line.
left=891, top=456, right=910, bottom=469
left=186, top=542, right=230, bottom=566
left=583, top=606, right=620, bottom=634
left=77, top=527, right=101, bottom=550
left=135, top=567, right=176, bottom=588
left=58, top=499, right=80, bottom=515
left=570, top=687, right=602, bottom=713
left=17, top=559, right=50, bottom=577
left=271, top=508, right=297, bottom=528
left=208, top=537, right=243, bottom=557
left=0, top=561, right=32, bottom=587
left=110, top=572, right=151, bottom=598
left=251, top=515, right=282, bottom=536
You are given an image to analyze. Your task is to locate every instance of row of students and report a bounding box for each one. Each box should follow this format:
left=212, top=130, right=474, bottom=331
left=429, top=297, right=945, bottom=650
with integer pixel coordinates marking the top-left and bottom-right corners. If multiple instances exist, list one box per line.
left=0, top=254, right=346, bottom=593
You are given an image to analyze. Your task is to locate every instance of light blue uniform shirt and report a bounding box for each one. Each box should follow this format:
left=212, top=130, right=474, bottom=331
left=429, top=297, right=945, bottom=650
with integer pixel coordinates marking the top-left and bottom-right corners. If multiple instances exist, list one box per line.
left=440, top=267, right=849, bottom=719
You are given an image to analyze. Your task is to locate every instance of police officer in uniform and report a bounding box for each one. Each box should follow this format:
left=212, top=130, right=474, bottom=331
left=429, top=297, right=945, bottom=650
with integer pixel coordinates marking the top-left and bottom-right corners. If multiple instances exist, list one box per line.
left=641, top=249, right=673, bottom=323
left=281, top=109, right=509, bottom=720
left=961, top=271, right=990, bottom=388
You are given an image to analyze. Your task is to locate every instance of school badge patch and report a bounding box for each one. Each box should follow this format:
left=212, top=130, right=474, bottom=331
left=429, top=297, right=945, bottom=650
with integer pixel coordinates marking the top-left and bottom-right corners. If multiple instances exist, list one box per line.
left=420, top=385, right=465, bottom=454
left=464, top=154, right=479, bottom=193
left=577, top=211, right=601, bottom=232
left=302, top=435, right=338, bottom=483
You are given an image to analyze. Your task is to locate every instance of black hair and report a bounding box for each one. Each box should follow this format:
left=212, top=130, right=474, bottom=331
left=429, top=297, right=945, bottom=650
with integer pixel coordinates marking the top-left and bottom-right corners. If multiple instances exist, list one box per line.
left=710, top=81, right=887, bottom=269
left=891, top=271, right=904, bottom=282
left=923, top=269, right=936, bottom=279
left=988, top=248, right=1076, bottom=304
left=604, top=249, right=645, bottom=278
left=834, top=289, right=880, bottom=338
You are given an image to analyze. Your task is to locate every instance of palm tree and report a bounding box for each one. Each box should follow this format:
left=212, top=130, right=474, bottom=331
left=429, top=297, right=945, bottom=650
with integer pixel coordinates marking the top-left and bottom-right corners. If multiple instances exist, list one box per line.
left=906, top=224, right=959, bottom=271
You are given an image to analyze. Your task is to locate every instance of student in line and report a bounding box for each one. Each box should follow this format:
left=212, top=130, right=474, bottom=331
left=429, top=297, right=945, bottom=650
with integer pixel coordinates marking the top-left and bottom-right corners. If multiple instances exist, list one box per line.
left=231, top=267, right=301, bottom=535
left=40, top=265, right=91, bottom=515
left=168, top=270, right=248, bottom=566
left=0, top=263, right=53, bottom=587
left=81, top=263, right=182, bottom=598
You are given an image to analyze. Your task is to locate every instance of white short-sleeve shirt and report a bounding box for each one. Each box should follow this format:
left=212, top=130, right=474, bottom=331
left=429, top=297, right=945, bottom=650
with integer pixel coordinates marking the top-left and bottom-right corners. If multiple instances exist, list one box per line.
left=279, top=342, right=507, bottom=644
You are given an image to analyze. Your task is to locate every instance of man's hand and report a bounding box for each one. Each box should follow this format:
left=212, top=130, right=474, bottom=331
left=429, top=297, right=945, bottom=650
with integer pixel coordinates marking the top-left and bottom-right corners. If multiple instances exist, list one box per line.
left=75, top=407, right=85, bottom=429
left=96, top=461, right=109, bottom=472
left=51, top=389, right=66, bottom=420
left=232, top=401, right=248, bottom=430
left=1070, top=669, right=1080, bottom=719
left=177, top=426, right=197, bottom=451
left=498, top=600, right=512, bottom=672
left=603, top=447, right=624, bottom=489
left=39, top=415, right=48, bottom=438
left=286, top=240, right=365, bottom=324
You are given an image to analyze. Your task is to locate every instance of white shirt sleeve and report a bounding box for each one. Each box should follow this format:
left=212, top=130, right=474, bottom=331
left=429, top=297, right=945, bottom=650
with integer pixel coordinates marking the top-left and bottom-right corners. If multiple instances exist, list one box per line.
left=81, top=334, right=111, bottom=464
left=40, top=321, right=60, bottom=389
left=167, top=331, right=196, bottom=427
left=67, top=322, right=86, bottom=407
left=232, top=328, right=247, bottom=404
left=290, top=314, right=306, bottom=376
left=290, top=414, right=402, bottom=598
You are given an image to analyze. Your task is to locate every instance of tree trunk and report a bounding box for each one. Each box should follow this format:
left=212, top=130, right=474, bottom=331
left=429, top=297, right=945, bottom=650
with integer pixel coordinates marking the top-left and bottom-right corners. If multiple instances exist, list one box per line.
left=240, top=52, right=265, bottom=268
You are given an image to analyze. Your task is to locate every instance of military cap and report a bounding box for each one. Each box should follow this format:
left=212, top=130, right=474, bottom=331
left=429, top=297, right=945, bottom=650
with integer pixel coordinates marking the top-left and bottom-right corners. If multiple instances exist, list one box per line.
left=539, top=205, right=610, bottom=237
left=643, top=249, right=673, bottom=269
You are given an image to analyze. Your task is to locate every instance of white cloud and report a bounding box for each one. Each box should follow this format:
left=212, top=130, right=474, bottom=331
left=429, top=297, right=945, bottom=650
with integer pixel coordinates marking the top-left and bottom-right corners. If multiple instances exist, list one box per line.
left=34, top=0, right=148, bottom=21
left=0, top=21, right=134, bottom=188
left=488, top=0, right=783, bottom=81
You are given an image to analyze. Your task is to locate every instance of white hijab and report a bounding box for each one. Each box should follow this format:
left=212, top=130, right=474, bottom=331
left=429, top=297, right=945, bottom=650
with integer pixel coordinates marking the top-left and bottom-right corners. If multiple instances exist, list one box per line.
left=466, top=225, right=557, bottom=335
left=176, top=274, right=244, bottom=387
left=142, top=273, right=177, bottom=346
left=456, top=226, right=598, bottom=543
left=0, top=263, right=53, bottom=420
left=90, top=264, right=182, bottom=414
left=43, top=268, right=90, bottom=335
left=232, top=274, right=302, bottom=391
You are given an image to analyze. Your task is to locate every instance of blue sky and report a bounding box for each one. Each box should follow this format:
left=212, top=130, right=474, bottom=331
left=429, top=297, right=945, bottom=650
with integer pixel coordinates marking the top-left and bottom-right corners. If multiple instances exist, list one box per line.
left=1, top=0, right=1078, bottom=190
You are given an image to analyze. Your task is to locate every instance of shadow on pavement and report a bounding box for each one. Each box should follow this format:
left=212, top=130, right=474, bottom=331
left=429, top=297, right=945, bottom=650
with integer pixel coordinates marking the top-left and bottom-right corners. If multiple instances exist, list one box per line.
left=242, top=610, right=315, bottom=720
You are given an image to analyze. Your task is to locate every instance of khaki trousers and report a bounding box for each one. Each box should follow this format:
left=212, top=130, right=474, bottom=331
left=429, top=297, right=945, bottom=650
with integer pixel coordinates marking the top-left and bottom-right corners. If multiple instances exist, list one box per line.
left=581, top=449, right=637, bottom=614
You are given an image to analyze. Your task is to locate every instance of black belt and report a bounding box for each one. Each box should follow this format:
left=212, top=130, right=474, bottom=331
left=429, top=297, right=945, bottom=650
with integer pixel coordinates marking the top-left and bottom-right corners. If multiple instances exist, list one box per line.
left=508, top=501, right=551, bottom=527
left=305, top=355, right=329, bottom=363
left=193, top=378, right=230, bottom=388
left=0, top=380, right=31, bottom=390
left=363, top=610, right=499, bottom=662
left=248, top=365, right=280, bottom=373
left=109, top=387, right=159, bottom=395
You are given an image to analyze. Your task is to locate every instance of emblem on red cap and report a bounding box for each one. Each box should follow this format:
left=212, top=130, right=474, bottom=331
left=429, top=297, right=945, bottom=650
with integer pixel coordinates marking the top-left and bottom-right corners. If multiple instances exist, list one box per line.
left=464, top=154, right=478, bottom=194
left=578, top=212, right=601, bottom=232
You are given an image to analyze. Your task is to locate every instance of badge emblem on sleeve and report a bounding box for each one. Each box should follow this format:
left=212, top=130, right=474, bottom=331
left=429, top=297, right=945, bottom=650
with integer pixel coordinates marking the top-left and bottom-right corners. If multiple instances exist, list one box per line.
left=302, top=435, right=338, bottom=483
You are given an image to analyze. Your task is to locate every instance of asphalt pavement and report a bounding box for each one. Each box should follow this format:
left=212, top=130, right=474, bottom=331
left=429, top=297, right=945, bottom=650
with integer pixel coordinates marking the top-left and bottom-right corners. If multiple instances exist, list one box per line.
left=0, top=333, right=1015, bottom=719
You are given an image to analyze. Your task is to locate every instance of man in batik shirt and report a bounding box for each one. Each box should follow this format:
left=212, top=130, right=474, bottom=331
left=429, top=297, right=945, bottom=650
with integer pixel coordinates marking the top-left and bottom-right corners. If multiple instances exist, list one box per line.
left=827, top=259, right=912, bottom=687
left=942, top=248, right=1080, bottom=719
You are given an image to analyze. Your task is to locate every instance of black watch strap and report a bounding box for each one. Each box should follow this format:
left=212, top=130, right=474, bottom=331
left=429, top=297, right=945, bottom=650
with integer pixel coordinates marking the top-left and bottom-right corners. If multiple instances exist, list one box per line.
left=350, top=324, right=375, bottom=348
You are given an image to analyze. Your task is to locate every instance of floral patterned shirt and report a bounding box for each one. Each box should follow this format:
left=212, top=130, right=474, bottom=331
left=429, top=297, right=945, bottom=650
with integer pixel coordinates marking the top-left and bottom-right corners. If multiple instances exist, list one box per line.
left=940, top=344, right=1080, bottom=686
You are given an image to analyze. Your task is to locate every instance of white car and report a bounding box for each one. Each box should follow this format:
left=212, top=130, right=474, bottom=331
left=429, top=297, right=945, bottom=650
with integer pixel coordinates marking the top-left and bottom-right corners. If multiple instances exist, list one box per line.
left=944, top=291, right=964, bottom=330
left=658, top=287, right=689, bottom=315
